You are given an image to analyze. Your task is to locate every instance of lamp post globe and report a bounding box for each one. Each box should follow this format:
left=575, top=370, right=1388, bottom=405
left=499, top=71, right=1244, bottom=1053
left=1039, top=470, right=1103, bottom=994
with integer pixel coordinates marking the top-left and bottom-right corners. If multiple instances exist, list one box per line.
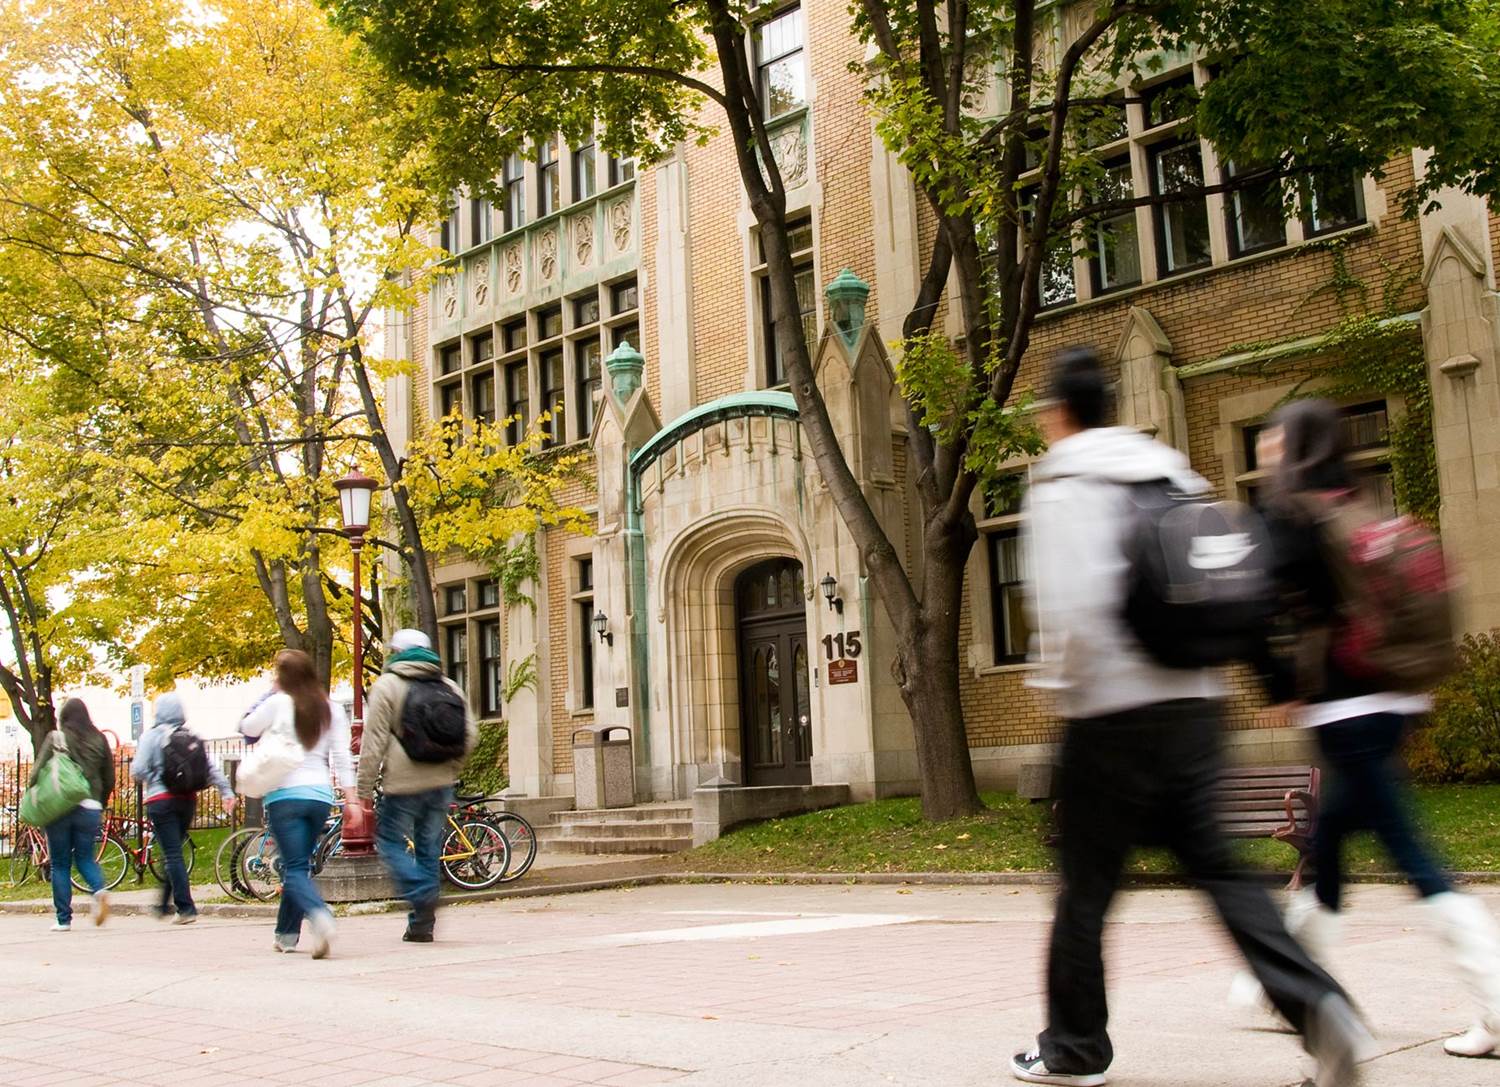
left=334, top=468, right=377, bottom=533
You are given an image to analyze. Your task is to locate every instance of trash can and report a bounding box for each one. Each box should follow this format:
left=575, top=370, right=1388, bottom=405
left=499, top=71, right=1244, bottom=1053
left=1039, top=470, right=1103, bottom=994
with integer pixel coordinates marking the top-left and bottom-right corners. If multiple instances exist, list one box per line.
left=573, top=725, right=635, bottom=810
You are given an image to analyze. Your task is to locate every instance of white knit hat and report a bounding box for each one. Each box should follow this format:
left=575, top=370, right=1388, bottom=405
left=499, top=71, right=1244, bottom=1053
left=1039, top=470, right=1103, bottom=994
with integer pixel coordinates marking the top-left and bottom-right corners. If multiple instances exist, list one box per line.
left=388, top=628, right=432, bottom=653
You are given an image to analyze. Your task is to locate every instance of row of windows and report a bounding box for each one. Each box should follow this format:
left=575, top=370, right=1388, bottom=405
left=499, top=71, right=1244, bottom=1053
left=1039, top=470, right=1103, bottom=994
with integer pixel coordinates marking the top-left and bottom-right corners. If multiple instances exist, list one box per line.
left=438, top=144, right=637, bottom=255
left=982, top=400, right=1395, bottom=668
left=434, top=278, right=639, bottom=448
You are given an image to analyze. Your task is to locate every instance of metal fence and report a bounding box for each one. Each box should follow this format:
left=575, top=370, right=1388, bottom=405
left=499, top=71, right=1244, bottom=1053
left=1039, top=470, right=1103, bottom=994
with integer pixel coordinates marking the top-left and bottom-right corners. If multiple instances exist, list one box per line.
left=1, top=738, right=246, bottom=854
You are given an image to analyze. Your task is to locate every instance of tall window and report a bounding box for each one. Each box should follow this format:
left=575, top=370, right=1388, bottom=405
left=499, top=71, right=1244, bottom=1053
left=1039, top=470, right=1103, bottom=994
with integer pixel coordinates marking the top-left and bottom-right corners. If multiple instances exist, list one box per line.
left=572, top=138, right=596, bottom=201
left=540, top=349, right=565, bottom=447
left=1089, top=159, right=1141, bottom=293
left=755, top=6, right=805, bottom=119
left=574, top=558, right=595, bottom=711
left=471, top=371, right=495, bottom=428
left=470, top=196, right=493, bottom=245
left=503, top=153, right=526, bottom=233
left=438, top=380, right=462, bottom=422
left=439, top=193, right=460, bottom=252
left=1019, top=185, right=1077, bottom=308
left=438, top=343, right=462, bottom=376
left=478, top=619, right=501, bottom=717
left=1303, top=172, right=1366, bottom=237
left=1152, top=139, right=1212, bottom=274
left=980, top=475, right=1032, bottom=666
left=444, top=624, right=468, bottom=689
left=538, top=138, right=560, bottom=217
left=1224, top=161, right=1285, bottom=257
left=757, top=218, right=815, bottom=388
left=504, top=360, right=530, bottom=445
left=606, top=154, right=635, bottom=187
left=1238, top=400, right=1393, bottom=516
left=576, top=340, right=602, bottom=436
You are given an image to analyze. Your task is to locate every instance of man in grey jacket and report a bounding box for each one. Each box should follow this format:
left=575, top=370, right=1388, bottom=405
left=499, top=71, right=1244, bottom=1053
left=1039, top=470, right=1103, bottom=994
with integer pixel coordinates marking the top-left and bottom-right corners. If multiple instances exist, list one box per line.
left=358, top=628, right=478, bottom=942
left=1011, top=349, right=1367, bottom=1087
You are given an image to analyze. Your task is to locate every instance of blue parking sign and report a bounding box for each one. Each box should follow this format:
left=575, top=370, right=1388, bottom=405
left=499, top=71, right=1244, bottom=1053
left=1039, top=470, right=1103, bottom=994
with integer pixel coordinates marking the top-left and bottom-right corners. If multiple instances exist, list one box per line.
left=130, top=701, right=143, bottom=741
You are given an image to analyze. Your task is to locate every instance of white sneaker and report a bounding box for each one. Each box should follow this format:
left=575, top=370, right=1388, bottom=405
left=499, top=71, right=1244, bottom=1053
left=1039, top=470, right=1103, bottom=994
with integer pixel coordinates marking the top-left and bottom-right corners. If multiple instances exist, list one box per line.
left=308, top=910, right=334, bottom=960
left=1010, top=1047, right=1106, bottom=1085
left=49, top=922, right=71, bottom=933
left=1444, top=1023, right=1500, bottom=1058
left=273, top=934, right=299, bottom=953
left=92, top=892, right=110, bottom=927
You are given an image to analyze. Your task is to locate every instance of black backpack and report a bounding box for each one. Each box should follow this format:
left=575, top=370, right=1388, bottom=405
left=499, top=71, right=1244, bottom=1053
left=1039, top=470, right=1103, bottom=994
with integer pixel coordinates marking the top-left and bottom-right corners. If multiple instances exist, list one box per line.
left=1122, top=481, right=1276, bottom=669
left=396, top=676, right=469, bottom=763
left=161, top=725, right=211, bottom=794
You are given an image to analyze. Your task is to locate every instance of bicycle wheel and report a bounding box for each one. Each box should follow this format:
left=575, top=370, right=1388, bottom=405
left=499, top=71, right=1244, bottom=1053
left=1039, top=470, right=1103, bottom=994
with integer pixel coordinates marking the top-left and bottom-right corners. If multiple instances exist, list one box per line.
left=487, top=812, right=538, bottom=883
left=440, top=820, right=510, bottom=891
left=236, top=829, right=283, bottom=901
left=73, top=834, right=128, bottom=892
left=5, top=836, right=36, bottom=887
left=215, top=828, right=263, bottom=902
left=147, top=833, right=197, bottom=883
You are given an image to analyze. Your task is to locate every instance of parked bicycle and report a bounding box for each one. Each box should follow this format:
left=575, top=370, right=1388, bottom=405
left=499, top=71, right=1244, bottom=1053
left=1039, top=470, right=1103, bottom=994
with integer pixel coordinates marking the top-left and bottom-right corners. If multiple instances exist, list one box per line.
left=216, top=805, right=342, bottom=902
left=95, top=815, right=197, bottom=890
left=454, top=795, right=537, bottom=884
left=5, top=819, right=53, bottom=887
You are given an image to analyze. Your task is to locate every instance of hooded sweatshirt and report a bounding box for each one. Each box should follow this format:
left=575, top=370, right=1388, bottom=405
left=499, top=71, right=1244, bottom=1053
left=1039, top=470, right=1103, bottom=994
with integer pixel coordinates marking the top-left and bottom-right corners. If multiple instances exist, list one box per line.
left=356, top=650, right=477, bottom=799
left=130, top=692, right=233, bottom=802
left=1023, top=426, right=1223, bottom=719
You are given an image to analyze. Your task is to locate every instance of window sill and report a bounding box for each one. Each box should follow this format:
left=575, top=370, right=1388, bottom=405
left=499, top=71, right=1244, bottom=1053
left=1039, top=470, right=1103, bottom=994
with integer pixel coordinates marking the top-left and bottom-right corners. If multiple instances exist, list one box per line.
left=976, top=662, right=1039, bottom=676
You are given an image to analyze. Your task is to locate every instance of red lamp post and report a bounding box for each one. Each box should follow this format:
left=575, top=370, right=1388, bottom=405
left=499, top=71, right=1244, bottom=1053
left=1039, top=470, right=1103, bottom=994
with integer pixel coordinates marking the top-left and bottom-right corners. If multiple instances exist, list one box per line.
left=334, top=467, right=378, bottom=855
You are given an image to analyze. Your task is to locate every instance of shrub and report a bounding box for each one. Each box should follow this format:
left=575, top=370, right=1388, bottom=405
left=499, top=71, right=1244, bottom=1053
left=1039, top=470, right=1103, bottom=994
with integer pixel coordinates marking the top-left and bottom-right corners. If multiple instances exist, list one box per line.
left=1408, top=631, right=1500, bottom=783
left=457, top=718, right=508, bottom=797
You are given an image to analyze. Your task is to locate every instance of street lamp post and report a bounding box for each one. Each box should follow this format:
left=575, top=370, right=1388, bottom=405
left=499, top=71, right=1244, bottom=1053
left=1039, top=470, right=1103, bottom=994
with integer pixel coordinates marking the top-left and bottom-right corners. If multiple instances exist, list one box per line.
left=334, top=468, right=378, bottom=856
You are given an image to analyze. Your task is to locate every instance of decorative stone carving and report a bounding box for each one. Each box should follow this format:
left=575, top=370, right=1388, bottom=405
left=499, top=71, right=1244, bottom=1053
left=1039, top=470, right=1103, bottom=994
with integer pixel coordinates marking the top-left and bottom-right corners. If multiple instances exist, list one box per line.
left=441, top=274, right=457, bottom=319
left=472, top=254, right=490, bottom=306
left=538, top=227, right=558, bottom=281
left=608, top=197, right=632, bottom=251
left=573, top=213, right=594, bottom=266
left=504, top=244, right=522, bottom=293
left=770, top=122, right=808, bottom=189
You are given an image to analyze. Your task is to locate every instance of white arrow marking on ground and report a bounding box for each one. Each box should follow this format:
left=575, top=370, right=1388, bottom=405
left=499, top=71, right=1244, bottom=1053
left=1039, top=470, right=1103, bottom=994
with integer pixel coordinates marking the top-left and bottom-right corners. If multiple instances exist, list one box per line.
left=581, top=913, right=921, bottom=948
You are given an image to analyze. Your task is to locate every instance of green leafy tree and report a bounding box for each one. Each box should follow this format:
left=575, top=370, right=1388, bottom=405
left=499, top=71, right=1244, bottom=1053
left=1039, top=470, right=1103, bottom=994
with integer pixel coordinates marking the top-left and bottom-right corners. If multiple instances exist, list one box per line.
left=323, top=0, right=1500, bottom=816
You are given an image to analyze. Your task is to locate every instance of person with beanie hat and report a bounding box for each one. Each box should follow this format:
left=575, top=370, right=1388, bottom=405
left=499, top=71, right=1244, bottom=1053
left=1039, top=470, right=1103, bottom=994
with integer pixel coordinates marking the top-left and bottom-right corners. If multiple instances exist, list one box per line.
left=130, top=691, right=234, bottom=923
left=358, top=628, right=477, bottom=943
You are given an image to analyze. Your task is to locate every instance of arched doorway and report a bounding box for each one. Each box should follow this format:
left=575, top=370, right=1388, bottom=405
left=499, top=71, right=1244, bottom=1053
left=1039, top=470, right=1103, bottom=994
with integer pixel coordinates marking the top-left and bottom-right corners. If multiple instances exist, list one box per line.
left=735, top=558, right=812, bottom=786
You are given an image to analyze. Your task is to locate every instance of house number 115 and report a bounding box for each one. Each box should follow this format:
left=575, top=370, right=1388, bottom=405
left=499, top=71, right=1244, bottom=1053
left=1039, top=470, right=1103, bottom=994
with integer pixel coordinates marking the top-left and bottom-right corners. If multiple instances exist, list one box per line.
left=822, top=631, right=862, bottom=659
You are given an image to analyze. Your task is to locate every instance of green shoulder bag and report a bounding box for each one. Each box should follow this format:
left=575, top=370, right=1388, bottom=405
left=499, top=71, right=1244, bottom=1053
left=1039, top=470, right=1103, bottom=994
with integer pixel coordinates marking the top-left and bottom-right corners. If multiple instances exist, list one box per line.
left=20, top=731, right=92, bottom=827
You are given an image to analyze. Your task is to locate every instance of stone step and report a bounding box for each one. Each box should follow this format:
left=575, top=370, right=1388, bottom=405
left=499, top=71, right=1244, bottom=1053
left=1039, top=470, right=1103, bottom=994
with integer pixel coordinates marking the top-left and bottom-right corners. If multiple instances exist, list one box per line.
left=542, top=835, right=693, bottom=856
left=555, top=804, right=693, bottom=825
left=546, top=819, right=694, bottom=840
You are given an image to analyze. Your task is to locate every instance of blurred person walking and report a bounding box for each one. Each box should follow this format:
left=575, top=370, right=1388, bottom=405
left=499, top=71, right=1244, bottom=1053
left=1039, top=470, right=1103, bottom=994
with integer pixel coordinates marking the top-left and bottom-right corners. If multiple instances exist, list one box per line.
left=130, top=692, right=234, bottom=924
left=238, top=649, right=354, bottom=958
left=1246, top=398, right=1500, bottom=1059
left=1011, top=349, right=1367, bottom=1087
left=30, top=698, right=114, bottom=931
left=358, top=628, right=475, bottom=943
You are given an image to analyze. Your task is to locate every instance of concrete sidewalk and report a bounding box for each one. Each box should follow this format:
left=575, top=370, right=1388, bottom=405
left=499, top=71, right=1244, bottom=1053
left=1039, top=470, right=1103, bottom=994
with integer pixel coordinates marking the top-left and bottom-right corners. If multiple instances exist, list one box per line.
left=0, top=881, right=1492, bottom=1086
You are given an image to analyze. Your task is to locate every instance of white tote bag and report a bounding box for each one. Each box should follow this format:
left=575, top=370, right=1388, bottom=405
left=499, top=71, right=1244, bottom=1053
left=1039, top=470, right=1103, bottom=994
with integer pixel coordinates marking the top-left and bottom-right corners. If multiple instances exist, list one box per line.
left=236, top=696, right=305, bottom=798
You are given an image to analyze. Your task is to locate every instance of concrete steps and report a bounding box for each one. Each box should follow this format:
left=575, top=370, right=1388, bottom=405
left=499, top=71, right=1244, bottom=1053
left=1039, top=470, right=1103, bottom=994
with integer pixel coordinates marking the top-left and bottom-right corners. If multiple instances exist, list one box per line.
left=541, top=803, right=695, bottom=856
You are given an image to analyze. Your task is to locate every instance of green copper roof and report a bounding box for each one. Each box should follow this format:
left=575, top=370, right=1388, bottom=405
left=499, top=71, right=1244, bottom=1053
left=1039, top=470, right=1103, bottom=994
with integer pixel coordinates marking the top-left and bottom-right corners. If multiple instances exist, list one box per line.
left=630, top=391, right=799, bottom=476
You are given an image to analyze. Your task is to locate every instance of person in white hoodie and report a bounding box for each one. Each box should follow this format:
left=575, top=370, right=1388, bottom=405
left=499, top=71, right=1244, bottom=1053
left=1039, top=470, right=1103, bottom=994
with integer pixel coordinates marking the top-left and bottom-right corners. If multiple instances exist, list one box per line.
left=1010, top=348, right=1367, bottom=1087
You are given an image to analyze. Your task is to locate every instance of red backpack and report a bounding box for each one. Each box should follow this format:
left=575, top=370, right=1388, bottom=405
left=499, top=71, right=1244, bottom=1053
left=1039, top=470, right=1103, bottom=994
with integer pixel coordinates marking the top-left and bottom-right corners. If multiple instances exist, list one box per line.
left=1314, top=496, right=1457, bottom=691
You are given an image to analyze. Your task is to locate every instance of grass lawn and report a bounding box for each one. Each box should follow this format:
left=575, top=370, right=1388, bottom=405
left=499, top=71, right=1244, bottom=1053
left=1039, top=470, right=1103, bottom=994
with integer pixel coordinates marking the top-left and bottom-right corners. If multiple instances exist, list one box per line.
left=0, top=824, right=236, bottom=902
left=684, top=785, right=1500, bottom=877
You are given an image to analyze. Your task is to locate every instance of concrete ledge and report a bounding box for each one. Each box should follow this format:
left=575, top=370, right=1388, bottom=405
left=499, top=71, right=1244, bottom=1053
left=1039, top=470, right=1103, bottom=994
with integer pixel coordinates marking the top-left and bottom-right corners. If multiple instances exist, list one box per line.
left=315, top=853, right=396, bottom=903
left=692, top=783, right=853, bottom=846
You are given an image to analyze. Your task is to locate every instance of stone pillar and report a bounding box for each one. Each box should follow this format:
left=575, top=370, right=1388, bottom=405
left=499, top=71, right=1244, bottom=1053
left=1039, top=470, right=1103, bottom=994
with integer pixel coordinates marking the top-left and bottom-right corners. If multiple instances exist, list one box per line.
left=504, top=563, right=551, bottom=797
left=1416, top=176, right=1500, bottom=633
left=653, top=152, right=696, bottom=421
left=1113, top=306, right=1187, bottom=452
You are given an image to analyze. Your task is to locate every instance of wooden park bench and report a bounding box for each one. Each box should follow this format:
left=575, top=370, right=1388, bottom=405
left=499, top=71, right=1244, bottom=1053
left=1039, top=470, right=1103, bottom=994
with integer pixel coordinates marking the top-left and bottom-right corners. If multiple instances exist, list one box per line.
left=1213, top=764, right=1320, bottom=890
left=1046, top=764, right=1321, bottom=889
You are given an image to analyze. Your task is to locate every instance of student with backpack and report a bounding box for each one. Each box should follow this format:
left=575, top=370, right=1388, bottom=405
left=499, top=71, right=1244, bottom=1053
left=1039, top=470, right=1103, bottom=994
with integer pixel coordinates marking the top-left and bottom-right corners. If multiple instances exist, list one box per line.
left=1245, top=397, right=1500, bottom=1059
left=238, top=649, right=354, bottom=958
left=129, top=691, right=235, bottom=924
left=357, top=628, right=476, bottom=943
left=1011, top=349, right=1366, bottom=1087
left=28, top=698, right=115, bottom=931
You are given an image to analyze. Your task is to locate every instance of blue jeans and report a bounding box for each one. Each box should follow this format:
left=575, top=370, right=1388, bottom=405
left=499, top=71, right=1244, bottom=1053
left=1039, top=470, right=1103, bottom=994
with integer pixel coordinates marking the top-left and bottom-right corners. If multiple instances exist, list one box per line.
left=147, top=796, right=196, bottom=917
left=376, top=787, right=452, bottom=932
left=265, top=798, right=333, bottom=939
left=46, top=806, right=104, bottom=925
left=1313, top=712, right=1451, bottom=910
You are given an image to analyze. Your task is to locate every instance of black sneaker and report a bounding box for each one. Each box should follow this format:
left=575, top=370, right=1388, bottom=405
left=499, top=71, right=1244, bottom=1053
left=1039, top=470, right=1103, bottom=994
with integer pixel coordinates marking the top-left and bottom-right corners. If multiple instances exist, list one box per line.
left=402, top=929, right=434, bottom=943
left=1010, top=1048, right=1106, bottom=1086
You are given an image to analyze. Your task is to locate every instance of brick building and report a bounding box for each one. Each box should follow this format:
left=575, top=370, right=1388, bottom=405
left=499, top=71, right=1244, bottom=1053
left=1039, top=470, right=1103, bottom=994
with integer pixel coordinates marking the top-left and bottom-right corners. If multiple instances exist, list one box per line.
left=385, top=1, right=1500, bottom=814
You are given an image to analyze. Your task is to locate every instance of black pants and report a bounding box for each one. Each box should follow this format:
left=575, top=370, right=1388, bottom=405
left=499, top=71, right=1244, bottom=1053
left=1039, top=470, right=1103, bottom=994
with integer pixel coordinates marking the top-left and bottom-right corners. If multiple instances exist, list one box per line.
left=1313, top=712, right=1449, bottom=910
left=147, top=795, right=197, bottom=917
left=1039, top=699, right=1348, bottom=1075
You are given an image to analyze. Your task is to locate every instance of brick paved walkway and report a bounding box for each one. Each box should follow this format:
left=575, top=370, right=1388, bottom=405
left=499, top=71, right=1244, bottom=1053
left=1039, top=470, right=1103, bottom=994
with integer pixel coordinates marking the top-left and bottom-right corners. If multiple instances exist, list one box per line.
left=1, top=882, right=1494, bottom=1085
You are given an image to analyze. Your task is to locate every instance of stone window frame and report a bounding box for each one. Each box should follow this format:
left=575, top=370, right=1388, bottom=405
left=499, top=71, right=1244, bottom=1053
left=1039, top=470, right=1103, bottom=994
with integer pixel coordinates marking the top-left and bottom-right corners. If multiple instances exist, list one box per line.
left=967, top=463, right=1041, bottom=676
left=751, top=215, right=818, bottom=390
left=564, top=541, right=598, bottom=718
left=435, top=567, right=503, bottom=718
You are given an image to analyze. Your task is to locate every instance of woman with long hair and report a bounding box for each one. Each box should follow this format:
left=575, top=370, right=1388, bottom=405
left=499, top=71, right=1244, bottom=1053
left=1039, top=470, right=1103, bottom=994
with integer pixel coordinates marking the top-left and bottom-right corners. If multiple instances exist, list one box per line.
left=1251, top=397, right=1500, bottom=1057
left=30, top=698, right=114, bottom=930
left=239, top=649, right=353, bottom=957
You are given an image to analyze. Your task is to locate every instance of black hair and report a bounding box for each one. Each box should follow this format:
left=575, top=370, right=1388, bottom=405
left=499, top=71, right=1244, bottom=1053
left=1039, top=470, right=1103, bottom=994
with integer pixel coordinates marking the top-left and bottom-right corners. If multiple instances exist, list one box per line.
left=1267, top=398, right=1354, bottom=502
left=1047, top=346, right=1111, bottom=429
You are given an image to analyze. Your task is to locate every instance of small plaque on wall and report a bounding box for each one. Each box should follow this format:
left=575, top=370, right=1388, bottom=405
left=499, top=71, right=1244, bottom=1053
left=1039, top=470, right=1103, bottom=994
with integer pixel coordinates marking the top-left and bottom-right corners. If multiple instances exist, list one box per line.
left=827, top=658, right=858, bottom=685
left=615, top=687, right=629, bottom=707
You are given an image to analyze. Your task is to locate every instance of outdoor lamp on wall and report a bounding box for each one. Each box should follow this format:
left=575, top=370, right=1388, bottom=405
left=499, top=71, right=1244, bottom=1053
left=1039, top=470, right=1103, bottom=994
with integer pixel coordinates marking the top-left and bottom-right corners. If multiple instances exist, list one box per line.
left=593, top=609, right=613, bottom=646
left=824, top=268, right=871, bottom=351
left=820, top=573, right=843, bottom=615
